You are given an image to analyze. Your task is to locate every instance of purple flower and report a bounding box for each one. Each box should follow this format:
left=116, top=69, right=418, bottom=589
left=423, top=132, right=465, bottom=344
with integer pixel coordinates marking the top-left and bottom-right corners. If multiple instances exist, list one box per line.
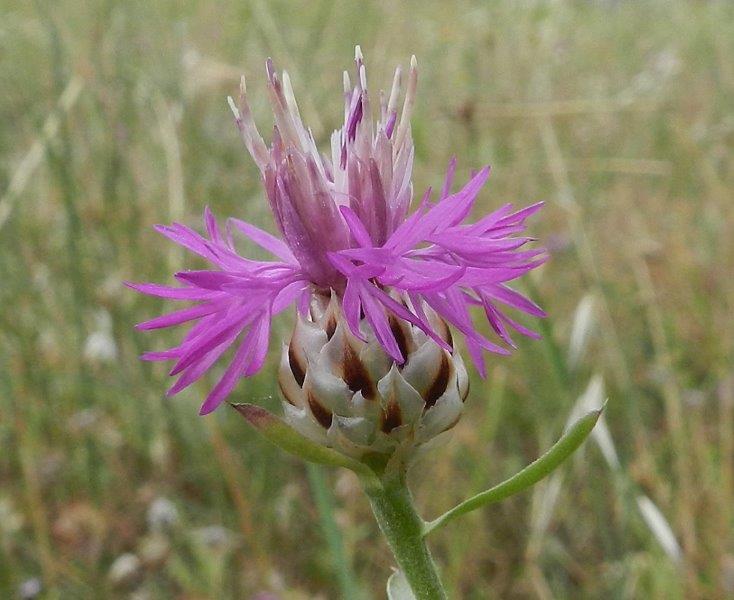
left=129, top=48, right=546, bottom=415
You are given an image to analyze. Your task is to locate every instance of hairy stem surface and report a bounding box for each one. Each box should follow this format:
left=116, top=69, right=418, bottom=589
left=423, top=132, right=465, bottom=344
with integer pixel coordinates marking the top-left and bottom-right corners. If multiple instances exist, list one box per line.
left=362, top=474, right=447, bottom=599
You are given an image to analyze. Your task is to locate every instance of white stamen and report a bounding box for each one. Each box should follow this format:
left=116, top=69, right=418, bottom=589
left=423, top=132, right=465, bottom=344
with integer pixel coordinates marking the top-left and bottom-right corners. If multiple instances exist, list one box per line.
left=343, top=71, right=352, bottom=118
left=379, top=89, right=387, bottom=121
left=387, top=66, right=402, bottom=115
left=227, top=96, right=240, bottom=120
left=281, top=71, right=302, bottom=121
left=232, top=74, right=269, bottom=170
left=394, top=57, right=418, bottom=151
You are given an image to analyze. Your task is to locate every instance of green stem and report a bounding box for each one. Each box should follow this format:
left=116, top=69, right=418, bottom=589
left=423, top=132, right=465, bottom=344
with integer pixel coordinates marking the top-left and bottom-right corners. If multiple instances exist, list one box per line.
left=362, top=474, right=447, bottom=599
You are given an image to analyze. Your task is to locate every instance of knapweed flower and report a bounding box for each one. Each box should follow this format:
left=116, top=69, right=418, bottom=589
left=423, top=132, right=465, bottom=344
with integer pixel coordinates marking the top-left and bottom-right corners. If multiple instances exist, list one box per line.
left=130, top=48, right=546, bottom=456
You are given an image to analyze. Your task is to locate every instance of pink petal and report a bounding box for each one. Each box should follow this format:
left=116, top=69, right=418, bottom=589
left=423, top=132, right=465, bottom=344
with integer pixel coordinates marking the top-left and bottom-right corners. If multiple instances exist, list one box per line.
left=229, top=217, right=297, bottom=263
left=342, top=277, right=366, bottom=341
left=199, top=323, right=262, bottom=415
left=339, top=205, right=373, bottom=248
left=125, top=281, right=218, bottom=300
left=359, top=283, right=403, bottom=362
left=136, top=303, right=219, bottom=331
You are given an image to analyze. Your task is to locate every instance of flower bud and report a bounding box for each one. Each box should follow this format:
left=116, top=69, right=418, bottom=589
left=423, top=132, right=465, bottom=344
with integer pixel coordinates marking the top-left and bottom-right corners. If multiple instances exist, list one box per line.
left=279, top=293, right=469, bottom=465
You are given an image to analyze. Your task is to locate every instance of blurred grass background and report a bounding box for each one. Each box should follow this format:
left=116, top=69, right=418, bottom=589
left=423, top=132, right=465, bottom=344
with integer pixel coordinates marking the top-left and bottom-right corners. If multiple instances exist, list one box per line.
left=1, top=0, right=733, bottom=598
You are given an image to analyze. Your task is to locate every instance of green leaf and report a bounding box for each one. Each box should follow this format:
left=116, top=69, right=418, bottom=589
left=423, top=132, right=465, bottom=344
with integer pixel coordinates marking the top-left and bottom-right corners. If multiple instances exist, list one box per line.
left=230, top=403, right=375, bottom=479
left=422, top=405, right=604, bottom=536
left=387, top=570, right=416, bottom=600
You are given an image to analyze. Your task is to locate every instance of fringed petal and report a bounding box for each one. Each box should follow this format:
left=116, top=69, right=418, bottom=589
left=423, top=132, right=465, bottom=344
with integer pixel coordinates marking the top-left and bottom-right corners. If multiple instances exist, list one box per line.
left=330, top=162, right=545, bottom=373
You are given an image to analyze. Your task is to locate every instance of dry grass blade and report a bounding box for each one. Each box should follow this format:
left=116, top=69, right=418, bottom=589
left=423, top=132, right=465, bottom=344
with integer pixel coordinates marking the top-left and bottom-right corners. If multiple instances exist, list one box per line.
left=154, top=96, right=186, bottom=269
left=0, top=76, right=83, bottom=230
left=567, top=293, right=597, bottom=370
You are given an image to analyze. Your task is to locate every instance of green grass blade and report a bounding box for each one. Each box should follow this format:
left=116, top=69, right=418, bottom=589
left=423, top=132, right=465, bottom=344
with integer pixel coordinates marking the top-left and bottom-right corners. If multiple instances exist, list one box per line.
left=423, top=406, right=603, bottom=536
left=306, top=464, right=364, bottom=600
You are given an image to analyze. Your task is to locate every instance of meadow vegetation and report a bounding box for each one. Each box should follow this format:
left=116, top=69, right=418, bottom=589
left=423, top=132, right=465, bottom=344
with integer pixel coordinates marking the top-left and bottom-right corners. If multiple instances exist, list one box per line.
left=1, top=1, right=732, bottom=597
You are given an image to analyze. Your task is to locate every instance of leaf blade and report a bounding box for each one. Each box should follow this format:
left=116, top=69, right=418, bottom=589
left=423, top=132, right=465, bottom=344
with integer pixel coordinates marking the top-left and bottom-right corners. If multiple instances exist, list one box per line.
left=423, top=405, right=603, bottom=536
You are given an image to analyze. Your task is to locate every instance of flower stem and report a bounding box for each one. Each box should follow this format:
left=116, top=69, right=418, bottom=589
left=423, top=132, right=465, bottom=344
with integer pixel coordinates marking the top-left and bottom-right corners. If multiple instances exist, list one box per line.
left=362, top=473, right=447, bottom=599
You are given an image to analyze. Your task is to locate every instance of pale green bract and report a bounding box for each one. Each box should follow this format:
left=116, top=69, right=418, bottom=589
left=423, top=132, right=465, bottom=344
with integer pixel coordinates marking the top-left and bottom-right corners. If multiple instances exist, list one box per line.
left=387, top=570, right=417, bottom=600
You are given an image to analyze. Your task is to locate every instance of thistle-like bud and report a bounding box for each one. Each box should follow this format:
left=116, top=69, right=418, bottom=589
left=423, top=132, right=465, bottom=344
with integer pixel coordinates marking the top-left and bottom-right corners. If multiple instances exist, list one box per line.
left=279, top=294, right=469, bottom=466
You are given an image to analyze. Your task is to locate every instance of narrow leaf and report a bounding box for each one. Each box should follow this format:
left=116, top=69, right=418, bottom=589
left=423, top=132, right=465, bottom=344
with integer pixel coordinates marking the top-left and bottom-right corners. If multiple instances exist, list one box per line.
left=423, top=405, right=603, bottom=536
left=231, top=403, right=375, bottom=478
left=387, top=570, right=416, bottom=600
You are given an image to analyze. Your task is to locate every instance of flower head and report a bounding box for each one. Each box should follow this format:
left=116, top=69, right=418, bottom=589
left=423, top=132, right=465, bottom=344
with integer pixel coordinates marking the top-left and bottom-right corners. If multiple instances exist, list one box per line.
left=130, top=48, right=546, bottom=417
